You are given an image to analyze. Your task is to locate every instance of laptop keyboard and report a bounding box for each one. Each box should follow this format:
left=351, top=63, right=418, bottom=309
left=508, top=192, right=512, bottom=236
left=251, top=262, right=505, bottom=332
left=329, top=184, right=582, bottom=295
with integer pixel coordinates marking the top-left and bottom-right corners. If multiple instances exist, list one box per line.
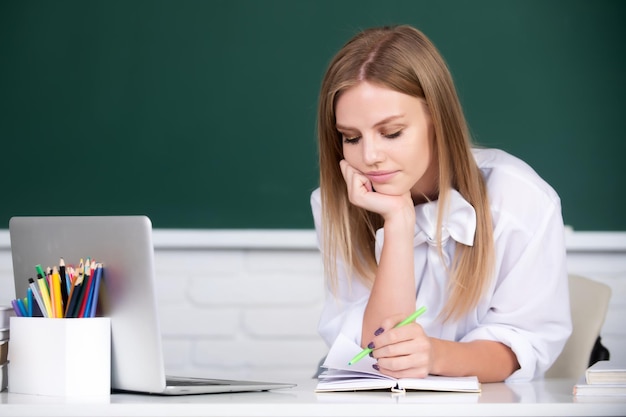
left=166, top=377, right=229, bottom=386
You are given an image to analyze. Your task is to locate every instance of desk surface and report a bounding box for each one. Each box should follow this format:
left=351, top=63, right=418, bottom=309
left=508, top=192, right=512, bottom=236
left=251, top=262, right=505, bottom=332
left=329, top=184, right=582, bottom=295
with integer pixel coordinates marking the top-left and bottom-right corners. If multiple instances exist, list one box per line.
left=1, top=377, right=625, bottom=417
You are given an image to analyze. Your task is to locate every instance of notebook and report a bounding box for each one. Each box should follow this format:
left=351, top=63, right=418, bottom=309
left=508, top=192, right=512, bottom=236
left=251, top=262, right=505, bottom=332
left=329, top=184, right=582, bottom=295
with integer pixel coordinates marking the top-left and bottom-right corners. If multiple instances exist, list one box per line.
left=316, top=334, right=480, bottom=393
left=9, top=215, right=296, bottom=395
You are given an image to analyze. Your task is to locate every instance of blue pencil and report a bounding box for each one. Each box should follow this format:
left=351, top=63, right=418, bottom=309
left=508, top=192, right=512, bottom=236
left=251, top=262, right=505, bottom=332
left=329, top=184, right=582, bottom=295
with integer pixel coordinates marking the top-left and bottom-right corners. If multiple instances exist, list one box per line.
left=16, top=298, right=28, bottom=317
left=88, top=264, right=103, bottom=318
left=26, top=288, right=34, bottom=317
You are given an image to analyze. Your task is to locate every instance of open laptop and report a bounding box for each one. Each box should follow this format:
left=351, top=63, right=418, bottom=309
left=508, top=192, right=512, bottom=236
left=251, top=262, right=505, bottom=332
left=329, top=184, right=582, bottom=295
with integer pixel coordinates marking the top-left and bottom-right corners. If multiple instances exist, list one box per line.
left=9, top=215, right=296, bottom=395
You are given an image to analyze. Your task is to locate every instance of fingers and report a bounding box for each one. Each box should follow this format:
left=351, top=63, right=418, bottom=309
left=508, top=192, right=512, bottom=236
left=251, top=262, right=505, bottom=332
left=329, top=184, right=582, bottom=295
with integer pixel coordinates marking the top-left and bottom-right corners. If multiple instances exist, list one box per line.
left=367, top=322, right=432, bottom=378
left=377, top=357, right=430, bottom=379
left=339, top=160, right=415, bottom=222
left=340, top=160, right=372, bottom=200
left=372, top=323, right=428, bottom=357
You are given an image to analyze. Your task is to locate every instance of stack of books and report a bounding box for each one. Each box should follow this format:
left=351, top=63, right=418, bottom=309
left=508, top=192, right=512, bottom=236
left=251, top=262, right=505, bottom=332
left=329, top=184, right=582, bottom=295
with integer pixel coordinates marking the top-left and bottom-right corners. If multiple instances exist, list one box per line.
left=0, top=306, right=12, bottom=392
left=573, top=360, right=626, bottom=396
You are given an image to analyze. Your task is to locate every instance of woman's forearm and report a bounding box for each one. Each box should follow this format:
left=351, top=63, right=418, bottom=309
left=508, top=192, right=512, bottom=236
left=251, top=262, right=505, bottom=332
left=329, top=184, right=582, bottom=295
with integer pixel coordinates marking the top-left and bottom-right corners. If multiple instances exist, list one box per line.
left=362, top=211, right=416, bottom=347
left=430, top=338, right=520, bottom=382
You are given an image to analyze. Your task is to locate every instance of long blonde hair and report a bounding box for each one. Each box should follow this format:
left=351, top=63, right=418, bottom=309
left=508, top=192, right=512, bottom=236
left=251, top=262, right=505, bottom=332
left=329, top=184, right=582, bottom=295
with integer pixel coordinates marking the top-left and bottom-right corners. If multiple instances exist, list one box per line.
left=317, top=25, right=494, bottom=321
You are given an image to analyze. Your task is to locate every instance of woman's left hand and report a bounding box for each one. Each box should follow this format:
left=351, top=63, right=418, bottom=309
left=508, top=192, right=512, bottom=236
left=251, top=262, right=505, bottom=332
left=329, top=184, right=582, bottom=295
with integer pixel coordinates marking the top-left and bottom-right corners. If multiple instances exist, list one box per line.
left=368, top=314, right=433, bottom=379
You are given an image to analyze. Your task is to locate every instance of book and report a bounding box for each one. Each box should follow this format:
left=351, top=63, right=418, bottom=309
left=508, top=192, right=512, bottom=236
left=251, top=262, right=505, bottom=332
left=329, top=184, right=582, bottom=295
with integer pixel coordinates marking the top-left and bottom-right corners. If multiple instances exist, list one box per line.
left=574, top=378, right=626, bottom=397
left=585, top=360, right=626, bottom=385
left=316, top=334, right=481, bottom=394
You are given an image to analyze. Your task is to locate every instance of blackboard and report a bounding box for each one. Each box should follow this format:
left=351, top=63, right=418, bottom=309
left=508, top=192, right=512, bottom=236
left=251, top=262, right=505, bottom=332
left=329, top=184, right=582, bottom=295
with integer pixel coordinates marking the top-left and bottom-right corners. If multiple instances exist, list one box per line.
left=1, top=0, right=624, bottom=230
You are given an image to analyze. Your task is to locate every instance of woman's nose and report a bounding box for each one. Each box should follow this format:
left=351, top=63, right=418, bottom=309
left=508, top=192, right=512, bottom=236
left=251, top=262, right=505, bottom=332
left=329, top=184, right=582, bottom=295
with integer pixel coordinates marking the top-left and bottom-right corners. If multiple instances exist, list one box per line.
left=362, top=136, right=383, bottom=165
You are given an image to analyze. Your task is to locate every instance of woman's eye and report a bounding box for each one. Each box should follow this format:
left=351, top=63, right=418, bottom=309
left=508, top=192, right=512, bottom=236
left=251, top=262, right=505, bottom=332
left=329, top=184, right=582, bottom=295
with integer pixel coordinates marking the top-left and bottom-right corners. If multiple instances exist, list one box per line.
left=383, top=130, right=402, bottom=139
left=343, top=135, right=361, bottom=144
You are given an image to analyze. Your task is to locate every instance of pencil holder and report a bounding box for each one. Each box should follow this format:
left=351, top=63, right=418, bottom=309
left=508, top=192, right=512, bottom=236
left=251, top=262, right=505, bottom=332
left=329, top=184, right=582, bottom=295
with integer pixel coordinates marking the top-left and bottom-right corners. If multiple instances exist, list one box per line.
left=8, top=316, right=111, bottom=396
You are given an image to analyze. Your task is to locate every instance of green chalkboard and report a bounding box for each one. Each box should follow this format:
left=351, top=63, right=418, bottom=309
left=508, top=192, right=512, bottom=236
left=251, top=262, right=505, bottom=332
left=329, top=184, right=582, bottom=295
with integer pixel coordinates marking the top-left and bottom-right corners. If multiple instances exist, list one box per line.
left=1, top=1, right=624, bottom=230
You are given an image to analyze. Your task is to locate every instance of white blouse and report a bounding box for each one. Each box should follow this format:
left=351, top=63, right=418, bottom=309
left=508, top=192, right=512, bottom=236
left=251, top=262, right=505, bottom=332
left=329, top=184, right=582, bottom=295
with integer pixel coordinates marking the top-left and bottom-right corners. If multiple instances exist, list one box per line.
left=311, top=148, right=572, bottom=381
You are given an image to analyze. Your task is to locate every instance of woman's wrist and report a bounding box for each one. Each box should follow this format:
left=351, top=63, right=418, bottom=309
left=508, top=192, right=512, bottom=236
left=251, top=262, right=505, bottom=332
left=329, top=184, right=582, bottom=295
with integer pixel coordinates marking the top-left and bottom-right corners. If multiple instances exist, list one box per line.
left=382, top=202, right=415, bottom=235
left=428, top=337, right=444, bottom=376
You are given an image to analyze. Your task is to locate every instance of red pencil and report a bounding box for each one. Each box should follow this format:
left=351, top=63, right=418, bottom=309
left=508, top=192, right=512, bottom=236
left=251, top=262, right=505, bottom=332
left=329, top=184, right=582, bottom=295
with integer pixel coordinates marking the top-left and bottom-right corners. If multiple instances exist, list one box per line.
left=77, top=259, right=94, bottom=318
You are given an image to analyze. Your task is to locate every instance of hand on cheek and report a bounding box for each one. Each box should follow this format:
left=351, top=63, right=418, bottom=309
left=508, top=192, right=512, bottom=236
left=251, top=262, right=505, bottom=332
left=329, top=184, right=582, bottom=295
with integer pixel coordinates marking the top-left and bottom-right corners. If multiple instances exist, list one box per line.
left=340, top=159, right=373, bottom=198
left=339, top=160, right=413, bottom=220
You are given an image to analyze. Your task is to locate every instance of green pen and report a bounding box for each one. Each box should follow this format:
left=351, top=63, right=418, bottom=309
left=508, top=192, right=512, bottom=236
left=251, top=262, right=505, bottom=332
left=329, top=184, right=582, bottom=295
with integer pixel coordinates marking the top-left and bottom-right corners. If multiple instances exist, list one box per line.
left=35, top=264, right=49, bottom=290
left=35, top=264, right=46, bottom=279
left=348, top=305, right=427, bottom=365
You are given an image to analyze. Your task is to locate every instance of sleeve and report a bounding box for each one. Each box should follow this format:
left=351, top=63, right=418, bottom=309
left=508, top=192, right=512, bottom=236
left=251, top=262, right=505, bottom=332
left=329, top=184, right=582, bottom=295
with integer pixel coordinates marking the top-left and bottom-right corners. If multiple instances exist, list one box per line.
left=459, top=192, right=572, bottom=382
left=310, top=188, right=371, bottom=347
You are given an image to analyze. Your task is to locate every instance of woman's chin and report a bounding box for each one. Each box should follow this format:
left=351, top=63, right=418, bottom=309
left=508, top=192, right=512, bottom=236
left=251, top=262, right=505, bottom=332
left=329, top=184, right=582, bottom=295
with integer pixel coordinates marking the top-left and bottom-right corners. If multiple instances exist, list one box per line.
left=371, top=185, right=408, bottom=196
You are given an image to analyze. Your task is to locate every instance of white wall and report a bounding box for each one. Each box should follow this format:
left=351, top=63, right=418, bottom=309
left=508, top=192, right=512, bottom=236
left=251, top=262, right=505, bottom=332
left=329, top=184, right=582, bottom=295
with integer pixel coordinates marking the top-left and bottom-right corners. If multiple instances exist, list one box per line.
left=1, top=230, right=624, bottom=382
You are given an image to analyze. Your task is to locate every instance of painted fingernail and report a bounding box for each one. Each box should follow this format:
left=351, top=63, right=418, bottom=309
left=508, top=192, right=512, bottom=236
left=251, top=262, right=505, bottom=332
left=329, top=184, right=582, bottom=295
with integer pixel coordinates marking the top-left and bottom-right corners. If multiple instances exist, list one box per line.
left=372, top=364, right=380, bottom=371
left=374, top=327, right=384, bottom=336
left=368, top=351, right=374, bottom=358
left=367, top=342, right=375, bottom=349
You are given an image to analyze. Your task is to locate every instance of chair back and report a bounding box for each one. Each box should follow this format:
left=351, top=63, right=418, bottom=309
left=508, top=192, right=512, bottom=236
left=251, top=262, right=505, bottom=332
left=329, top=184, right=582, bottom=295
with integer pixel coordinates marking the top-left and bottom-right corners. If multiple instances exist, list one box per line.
left=545, top=274, right=611, bottom=378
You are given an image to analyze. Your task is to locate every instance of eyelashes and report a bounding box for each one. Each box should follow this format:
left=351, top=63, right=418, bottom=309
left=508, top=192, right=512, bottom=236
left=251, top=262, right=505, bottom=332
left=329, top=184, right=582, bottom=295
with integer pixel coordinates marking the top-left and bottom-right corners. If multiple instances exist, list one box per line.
left=384, top=130, right=402, bottom=139
left=342, top=130, right=403, bottom=144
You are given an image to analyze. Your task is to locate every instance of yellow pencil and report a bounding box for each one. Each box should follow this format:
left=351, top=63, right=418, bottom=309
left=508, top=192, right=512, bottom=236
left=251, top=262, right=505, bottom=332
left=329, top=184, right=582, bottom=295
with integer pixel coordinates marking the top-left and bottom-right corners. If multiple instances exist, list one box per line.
left=49, top=268, right=57, bottom=317
left=52, top=266, right=63, bottom=318
left=37, top=275, right=53, bottom=318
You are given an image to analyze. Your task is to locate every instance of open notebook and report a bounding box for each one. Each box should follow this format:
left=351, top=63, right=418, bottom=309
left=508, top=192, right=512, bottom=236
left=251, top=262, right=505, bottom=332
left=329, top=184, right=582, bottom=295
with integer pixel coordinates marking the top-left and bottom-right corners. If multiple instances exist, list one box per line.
left=9, top=215, right=295, bottom=395
left=316, top=334, right=480, bottom=393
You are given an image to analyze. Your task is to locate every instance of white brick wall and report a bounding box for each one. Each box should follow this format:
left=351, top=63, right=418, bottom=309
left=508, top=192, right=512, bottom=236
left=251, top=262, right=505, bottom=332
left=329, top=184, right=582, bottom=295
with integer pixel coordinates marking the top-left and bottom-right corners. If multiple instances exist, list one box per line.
left=153, top=248, right=327, bottom=381
left=1, top=230, right=624, bottom=382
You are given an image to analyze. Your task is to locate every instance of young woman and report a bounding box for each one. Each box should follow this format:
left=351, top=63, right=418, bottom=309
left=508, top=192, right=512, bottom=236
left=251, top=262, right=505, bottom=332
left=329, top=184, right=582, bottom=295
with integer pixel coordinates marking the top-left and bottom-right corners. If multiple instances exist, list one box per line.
left=311, top=25, right=571, bottom=383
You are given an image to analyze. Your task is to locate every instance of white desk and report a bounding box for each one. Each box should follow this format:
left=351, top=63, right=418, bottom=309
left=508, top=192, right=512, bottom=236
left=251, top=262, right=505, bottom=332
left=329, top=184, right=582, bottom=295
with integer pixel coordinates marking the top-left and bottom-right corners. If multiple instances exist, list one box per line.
left=1, top=378, right=625, bottom=417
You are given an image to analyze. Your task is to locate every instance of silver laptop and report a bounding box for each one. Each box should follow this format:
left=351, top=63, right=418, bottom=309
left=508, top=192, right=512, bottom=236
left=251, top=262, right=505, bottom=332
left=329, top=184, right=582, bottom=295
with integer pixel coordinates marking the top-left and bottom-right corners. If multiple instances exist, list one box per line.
left=9, top=215, right=296, bottom=395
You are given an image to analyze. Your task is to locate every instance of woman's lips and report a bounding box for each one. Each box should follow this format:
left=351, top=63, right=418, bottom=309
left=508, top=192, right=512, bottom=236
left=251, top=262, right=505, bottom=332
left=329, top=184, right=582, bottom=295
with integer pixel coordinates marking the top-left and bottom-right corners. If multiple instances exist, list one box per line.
left=365, top=171, right=398, bottom=183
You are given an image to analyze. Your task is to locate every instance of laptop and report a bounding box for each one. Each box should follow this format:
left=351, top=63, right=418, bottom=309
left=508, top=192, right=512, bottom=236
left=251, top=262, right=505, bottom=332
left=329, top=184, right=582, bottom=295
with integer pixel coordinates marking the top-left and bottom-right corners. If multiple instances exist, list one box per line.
left=9, top=215, right=296, bottom=395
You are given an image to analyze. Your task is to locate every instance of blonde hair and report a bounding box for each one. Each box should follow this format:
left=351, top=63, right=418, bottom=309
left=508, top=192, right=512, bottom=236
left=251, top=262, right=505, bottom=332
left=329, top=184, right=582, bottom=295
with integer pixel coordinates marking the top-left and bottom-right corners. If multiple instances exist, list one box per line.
left=317, top=25, right=494, bottom=321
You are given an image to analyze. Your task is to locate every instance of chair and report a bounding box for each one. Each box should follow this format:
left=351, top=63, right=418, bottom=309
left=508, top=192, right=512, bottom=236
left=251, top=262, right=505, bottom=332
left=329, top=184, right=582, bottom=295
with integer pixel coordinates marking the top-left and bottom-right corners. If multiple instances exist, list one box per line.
left=545, top=274, right=612, bottom=378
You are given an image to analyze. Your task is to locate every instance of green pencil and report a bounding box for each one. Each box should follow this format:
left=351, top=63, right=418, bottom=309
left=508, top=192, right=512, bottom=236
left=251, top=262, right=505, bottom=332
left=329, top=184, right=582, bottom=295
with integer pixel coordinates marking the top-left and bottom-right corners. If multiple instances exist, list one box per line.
left=348, top=306, right=427, bottom=365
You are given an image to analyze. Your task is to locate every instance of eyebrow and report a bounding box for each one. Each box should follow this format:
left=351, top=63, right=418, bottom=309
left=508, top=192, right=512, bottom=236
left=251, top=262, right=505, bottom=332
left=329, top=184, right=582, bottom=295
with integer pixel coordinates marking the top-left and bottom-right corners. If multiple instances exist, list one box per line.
left=336, top=114, right=405, bottom=131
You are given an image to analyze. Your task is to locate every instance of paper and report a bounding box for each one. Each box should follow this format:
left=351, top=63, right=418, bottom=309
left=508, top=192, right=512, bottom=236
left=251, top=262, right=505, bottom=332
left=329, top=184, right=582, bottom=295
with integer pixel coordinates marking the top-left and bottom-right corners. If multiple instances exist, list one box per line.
left=316, top=334, right=480, bottom=393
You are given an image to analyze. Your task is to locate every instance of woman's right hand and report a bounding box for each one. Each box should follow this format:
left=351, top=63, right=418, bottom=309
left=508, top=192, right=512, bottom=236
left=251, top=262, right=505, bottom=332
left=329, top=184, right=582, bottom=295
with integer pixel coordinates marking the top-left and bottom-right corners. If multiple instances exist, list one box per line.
left=340, top=159, right=414, bottom=223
